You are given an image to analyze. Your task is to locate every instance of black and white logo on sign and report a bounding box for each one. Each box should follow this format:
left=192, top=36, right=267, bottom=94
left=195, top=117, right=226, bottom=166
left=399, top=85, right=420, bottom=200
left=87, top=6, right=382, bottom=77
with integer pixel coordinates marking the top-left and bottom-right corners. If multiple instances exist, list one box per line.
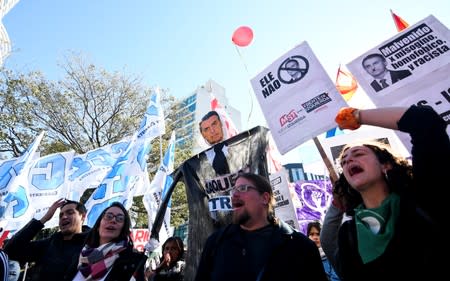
left=278, top=56, right=309, bottom=84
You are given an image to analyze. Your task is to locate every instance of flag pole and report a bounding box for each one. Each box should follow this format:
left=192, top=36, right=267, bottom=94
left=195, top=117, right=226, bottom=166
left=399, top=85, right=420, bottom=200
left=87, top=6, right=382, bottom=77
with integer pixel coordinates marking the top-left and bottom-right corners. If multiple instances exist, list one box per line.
left=312, top=136, right=338, bottom=183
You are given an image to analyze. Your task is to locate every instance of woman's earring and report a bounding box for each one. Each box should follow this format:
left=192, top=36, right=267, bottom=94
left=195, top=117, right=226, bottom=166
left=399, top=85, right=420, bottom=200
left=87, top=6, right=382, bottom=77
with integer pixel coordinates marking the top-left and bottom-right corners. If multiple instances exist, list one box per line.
left=383, top=170, right=389, bottom=181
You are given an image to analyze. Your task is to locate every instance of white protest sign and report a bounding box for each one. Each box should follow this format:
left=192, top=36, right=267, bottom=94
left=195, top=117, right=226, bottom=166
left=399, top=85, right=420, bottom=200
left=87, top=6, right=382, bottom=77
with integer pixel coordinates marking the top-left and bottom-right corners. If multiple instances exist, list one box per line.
left=346, top=15, right=450, bottom=150
left=251, top=41, right=347, bottom=154
left=270, top=171, right=299, bottom=231
left=319, top=126, right=411, bottom=175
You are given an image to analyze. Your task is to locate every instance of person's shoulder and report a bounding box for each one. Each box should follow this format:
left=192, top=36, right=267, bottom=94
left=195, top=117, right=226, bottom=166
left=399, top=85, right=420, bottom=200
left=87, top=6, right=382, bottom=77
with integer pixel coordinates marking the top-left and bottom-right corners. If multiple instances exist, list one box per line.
left=275, top=221, right=311, bottom=242
left=72, top=230, right=90, bottom=241
left=209, top=224, right=238, bottom=239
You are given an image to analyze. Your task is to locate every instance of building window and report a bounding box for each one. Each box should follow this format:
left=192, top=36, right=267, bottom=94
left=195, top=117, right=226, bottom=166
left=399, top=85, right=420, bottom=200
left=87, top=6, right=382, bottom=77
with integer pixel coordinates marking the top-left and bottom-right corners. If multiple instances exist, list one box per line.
left=291, top=168, right=304, bottom=182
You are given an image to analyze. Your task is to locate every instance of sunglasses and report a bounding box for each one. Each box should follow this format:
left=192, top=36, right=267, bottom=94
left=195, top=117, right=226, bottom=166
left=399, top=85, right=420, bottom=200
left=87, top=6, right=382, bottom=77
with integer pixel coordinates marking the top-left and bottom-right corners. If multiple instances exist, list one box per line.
left=230, top=184, right=258, bottom=196
left=103, top=212, right=125, bottom=223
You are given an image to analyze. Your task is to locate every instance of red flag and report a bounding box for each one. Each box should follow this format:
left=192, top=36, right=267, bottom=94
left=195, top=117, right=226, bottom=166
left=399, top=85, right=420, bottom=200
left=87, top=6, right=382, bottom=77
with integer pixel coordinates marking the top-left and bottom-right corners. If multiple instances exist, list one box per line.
left=335, top=65, right=358, bottom=101
left=390, top=9, right=409, bottom=32
left=210, top=94, right=239, bottom=139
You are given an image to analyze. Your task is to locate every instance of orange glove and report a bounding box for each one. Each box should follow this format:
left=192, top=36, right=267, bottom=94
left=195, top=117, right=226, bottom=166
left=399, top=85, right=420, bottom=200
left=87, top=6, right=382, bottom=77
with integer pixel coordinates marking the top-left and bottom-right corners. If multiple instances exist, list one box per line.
left=335, top=107, right=361, bottom=130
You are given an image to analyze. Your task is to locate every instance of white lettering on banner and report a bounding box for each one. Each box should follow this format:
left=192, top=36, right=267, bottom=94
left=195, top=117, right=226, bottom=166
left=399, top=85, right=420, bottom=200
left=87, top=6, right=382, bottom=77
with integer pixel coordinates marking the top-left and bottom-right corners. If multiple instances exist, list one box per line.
left=130, top=229, right=150, bottom=252
left=381, top=24, right=433, bottom=56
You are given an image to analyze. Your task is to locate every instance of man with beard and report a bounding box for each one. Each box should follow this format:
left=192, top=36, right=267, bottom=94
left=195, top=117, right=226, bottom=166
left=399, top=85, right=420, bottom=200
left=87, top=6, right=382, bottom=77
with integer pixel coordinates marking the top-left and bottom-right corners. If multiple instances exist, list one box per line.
left=194, top=172, right=328, bottom=281
left=4, top=198, right=89, bottom=281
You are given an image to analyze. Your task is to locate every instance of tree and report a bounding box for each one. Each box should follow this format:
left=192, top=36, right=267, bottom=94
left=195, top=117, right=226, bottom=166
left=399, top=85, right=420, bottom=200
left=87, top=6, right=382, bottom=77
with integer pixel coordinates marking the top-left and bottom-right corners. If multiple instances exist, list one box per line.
left=0, top=53, right=193, bottom=228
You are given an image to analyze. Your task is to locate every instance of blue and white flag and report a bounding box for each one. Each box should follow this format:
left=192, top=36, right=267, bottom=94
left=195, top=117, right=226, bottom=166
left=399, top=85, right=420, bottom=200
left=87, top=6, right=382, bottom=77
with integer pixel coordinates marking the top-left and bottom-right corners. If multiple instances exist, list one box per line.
left=29, top=150, right=75, bottom=229
left=84, top=90, right=165, bottom=227
left=0, top=131, right=45, bottom=232
left=143, top=131, right=176, bottom=243
left=67, top=139, right=132, bottom=202
left=137, top=87, right=165, bottom=140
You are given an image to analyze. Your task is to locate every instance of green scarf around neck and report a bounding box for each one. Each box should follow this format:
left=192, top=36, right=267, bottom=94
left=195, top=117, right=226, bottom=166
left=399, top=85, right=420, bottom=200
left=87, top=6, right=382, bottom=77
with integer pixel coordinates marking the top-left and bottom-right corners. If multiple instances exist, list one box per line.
left=354, top=193, right=400, bottom=264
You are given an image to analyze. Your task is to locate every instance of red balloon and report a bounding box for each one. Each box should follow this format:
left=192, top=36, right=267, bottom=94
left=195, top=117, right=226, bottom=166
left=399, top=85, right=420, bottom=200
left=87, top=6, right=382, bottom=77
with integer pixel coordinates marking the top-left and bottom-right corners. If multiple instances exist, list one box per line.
left=232, top=26, right=254, bottom=47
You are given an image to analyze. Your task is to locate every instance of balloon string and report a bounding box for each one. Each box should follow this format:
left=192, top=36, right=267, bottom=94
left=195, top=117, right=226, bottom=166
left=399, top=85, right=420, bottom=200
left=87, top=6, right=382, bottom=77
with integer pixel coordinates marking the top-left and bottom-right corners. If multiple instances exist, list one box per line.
left=234, top=45, right=254, bottom=128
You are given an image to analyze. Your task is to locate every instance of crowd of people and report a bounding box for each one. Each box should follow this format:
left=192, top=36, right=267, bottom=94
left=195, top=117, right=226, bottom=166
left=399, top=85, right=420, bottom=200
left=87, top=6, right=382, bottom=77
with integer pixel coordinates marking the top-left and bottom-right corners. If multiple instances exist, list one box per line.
left=0, top=104, right=448, bottom=281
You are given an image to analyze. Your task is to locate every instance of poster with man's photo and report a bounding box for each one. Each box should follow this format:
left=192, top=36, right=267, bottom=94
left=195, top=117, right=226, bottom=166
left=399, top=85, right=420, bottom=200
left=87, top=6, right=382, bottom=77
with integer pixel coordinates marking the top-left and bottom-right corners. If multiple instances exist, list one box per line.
left=346, top=14, right=450, bottom=150
left=347, top=15, right=449, bottom=100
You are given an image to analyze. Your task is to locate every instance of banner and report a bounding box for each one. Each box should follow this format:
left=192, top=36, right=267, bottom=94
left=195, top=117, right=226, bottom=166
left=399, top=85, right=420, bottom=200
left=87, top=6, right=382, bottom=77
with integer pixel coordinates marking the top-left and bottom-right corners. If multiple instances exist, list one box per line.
left=0, top=132, right=45, bottom=232
left=67, top=140, right=131, bottom=202
left=269, top=170, right=299, bottom=230
left=293, top=179, right=333, bottom=235
left=130, top=228, right=150, bottom=252
left=84, top=91, right=165, bottom=227
left=143, top=131, right=176, bottom=245
left=28, top=151, right=75, bottom=229
left=250, top=41, right=347, bottom=154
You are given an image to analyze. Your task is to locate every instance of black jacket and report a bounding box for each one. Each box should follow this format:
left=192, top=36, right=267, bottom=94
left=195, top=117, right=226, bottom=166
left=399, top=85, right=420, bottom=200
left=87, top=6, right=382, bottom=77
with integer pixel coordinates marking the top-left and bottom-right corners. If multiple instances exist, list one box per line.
left=335, top=105, right=450, bottom=281
left=195, top=220, right=328, bottom=281
left=4, top=219, right=89, bottom=281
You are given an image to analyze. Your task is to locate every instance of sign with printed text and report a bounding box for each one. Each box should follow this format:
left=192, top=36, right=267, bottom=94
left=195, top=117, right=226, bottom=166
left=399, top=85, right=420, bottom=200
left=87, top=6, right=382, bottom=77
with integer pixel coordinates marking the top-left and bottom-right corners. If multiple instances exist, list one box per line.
left=270, top=171, right=299, bottom=231
left=250, top=41, right=347, bottom=154
left=347, top=15, right=450, bottom=149
left=130, top=228, right=150, bottom=252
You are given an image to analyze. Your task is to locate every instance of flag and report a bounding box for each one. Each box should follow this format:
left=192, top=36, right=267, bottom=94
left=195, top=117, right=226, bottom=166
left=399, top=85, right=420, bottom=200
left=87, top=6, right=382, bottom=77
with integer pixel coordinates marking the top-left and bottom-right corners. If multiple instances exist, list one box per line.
left=67, top=140, right=132, bottom=202
left=84, top=91, right=165, bottom=227
left=390, top=9, right=409, bottom=32
left=0, top=131, right=45, bottom=232
left=335, top=65, right=358, bottom=102
left=210, top=93, right=238, bottom=139
left=325, top=127, right=344, bottom=138
left=327, top=65, right=358, bottom=137
left=143, top=131, right=176, bottom=244
left=138, top=87, right=166, bottom=139
left=28, top=150, right=75, bottom=229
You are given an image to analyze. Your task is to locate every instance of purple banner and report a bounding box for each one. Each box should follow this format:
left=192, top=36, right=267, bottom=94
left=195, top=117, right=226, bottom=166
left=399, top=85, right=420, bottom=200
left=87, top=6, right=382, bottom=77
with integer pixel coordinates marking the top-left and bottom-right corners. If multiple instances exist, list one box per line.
left=294, top=180, right=333, bottom=235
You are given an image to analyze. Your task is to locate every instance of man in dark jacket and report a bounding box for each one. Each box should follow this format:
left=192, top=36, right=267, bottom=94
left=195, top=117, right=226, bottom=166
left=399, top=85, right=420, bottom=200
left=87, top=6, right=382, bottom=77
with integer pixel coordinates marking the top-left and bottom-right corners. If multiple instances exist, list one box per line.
left=195, top=172, right=328, bottom=281
left=4, top=198, right=89, bottom=281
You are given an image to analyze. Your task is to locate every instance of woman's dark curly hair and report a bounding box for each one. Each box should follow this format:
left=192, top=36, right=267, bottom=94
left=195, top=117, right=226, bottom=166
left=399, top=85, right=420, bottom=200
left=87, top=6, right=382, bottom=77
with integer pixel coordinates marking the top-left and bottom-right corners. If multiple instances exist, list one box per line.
left=333, top=142, right=412, bottom=216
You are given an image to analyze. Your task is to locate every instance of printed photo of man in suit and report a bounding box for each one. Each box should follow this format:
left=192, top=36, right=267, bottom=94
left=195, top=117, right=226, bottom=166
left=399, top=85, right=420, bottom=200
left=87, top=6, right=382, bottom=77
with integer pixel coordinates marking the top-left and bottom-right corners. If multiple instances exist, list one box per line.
left=362, top=53, right=412, bottom=92
left=199, top=110, right=230, bottom=175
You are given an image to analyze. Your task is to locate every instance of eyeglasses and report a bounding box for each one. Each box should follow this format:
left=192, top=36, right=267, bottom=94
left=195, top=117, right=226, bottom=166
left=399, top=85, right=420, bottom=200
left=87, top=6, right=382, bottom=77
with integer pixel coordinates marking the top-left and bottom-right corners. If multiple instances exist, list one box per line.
left=103, top=212, right=125, bottom=223
left=230, top=184, right=258, bottom=196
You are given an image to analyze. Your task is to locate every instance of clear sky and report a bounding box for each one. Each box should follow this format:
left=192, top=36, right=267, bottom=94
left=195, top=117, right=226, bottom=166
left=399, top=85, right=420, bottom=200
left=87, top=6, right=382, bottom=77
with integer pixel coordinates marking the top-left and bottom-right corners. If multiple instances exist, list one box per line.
left=3, top=0, right=450, bottom=169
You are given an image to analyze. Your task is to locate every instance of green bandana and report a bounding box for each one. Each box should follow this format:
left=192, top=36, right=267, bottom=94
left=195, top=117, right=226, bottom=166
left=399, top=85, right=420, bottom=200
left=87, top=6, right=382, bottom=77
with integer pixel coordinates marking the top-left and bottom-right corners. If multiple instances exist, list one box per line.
left=354, top=193, right=400, bottom=264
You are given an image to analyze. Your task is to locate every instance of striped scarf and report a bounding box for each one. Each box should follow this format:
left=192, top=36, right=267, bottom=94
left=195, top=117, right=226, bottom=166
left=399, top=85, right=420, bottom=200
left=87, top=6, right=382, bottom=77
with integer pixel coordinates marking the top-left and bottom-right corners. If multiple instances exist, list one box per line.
left=78, top=240, right=127, bottom=280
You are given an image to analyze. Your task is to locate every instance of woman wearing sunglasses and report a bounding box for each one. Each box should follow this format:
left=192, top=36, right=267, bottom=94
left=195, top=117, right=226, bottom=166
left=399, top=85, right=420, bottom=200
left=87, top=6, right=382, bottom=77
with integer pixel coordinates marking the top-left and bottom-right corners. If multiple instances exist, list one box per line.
left=64, top=202, right=147, bottom=281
